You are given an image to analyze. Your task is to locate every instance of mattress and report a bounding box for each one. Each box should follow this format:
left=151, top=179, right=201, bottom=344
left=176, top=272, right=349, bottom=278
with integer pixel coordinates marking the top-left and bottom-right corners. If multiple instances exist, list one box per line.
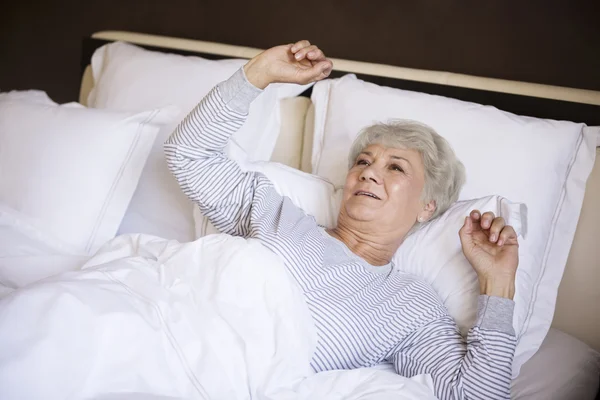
left=511, top=328, right=599, bottom=399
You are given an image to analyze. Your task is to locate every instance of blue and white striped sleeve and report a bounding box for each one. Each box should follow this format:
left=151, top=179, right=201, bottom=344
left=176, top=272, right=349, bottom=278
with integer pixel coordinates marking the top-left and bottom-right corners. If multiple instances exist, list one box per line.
left=164, top=68, right=314, bottom=241
left=392, top=295, right=516, bottom=400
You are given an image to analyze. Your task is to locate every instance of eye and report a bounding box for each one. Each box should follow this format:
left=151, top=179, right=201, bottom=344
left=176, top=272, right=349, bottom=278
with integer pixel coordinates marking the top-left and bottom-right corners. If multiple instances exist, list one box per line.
left=356, top=158, right=370, bottom=166
left=390, top=164, right=404, bottom=172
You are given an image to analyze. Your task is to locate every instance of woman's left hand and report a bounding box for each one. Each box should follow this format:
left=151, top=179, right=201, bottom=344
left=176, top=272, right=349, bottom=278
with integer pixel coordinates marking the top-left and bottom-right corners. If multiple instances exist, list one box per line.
left=243, top=40, right=333, bottom=89
left=459, top=210, right=519, bottom=299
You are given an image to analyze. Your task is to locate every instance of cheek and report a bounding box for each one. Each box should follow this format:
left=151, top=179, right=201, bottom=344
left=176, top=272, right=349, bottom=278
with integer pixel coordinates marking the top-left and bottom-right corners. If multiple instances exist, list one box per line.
left=386, top=178, right=423, bottom=207
left=343, top=171, right=358, bottom=199
left=345, top=171, right=356, bottom=186
left=345, top=170, right=360, bottom=188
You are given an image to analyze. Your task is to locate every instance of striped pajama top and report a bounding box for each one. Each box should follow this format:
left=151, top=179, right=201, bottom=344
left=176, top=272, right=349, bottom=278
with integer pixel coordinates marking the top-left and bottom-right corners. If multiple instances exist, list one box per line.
left=164, top=68, right=517, bottom=400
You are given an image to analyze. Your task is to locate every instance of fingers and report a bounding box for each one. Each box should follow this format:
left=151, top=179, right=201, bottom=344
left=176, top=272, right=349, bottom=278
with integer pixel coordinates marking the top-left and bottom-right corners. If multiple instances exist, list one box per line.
left=480, top=211, right=495, bottom=230
left=295, top=60, right=333, bottom=84
left=469, top=209, right=482, bottom=222
left=497, top=225, right=518, bottom=247
left=320, top=59, right=333, bottom=77
left=459, top=210, right=480, bottom=247
left=293, top=44, right=326, bottom=62
left=458, top=215, right=475, bottom=249
left=465, top=209, right=482, bottom=232
left=306, top=47, right=325, bottom=61
left=291, top=40, right=311, bottom=54
left=287, top=40, right=333, bottom=84
left=488, top=216, right=505, bottom=243
left=466, top=209, right=518, bottom=247
left=469, top=210, right=496, bottom=228
left=460, top=215, right=472, bottom=234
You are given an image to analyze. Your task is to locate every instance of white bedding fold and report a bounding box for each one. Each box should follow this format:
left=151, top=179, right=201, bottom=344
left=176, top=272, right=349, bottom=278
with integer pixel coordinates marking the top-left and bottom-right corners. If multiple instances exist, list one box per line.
left=0, top=234, right=435, bottom=399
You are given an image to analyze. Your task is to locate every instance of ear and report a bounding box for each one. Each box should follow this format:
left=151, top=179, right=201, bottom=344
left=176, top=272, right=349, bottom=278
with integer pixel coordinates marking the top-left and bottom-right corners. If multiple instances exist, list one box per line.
left=417, top=200, right=437, bottom=223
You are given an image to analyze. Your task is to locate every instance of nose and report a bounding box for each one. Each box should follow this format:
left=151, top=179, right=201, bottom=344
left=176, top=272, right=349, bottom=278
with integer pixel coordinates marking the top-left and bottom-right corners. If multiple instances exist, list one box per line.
left=359, top=164, right=382, bottom=184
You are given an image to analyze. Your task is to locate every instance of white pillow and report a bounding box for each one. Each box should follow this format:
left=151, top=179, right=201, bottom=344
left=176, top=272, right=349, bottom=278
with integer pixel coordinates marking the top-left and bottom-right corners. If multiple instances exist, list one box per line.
left=309, top=74, right=599, bottom=376
left=193, top=161, right=525, bottom=336
left=0, top=90, right=55, bottom=104
left=194, top=161, right=343, bottom=238
left=0, top=94, right=174, bottom=257
left=87, top=41, right=311, bottom=242
left=396, top=195, right=526, bottom=336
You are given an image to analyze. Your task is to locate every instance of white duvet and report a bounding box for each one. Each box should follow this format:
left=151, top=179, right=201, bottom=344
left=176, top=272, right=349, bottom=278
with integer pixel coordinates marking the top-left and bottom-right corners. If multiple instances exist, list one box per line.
left=0, top=234, right=436, bottom=400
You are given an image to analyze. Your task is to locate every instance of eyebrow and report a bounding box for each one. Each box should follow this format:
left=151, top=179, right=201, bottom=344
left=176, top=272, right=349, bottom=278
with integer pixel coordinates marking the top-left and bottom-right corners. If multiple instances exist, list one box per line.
left=390, top=155, right=412, bottom=164
left=360, top=151, right=412, bottom=166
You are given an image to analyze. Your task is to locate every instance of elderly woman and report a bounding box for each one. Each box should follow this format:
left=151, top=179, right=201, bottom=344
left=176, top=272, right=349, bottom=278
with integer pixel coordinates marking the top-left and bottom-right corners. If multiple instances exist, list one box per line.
left=165, top=41, right=518, bottom=400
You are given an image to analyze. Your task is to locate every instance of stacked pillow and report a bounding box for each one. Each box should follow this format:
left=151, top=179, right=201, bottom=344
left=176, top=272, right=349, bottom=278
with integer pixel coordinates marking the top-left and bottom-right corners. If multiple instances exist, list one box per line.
left=0, top=90, right=174, bottom=287
left=0, top=41, right=311, bottom=288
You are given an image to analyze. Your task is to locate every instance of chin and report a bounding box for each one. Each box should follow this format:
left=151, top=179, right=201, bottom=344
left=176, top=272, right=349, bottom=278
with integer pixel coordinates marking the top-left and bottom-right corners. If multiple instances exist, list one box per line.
left=343, top=203, right=378, bottom=222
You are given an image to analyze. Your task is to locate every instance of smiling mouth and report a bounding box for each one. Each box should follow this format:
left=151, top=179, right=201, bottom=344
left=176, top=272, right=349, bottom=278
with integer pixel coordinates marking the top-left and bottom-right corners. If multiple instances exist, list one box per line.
left=355, top=191, right=381, bottom=200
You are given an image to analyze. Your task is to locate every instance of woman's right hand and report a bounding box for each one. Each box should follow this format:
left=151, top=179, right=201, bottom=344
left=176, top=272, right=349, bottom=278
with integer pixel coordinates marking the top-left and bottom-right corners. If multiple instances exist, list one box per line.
left=243, top=40, right=333, bottom=89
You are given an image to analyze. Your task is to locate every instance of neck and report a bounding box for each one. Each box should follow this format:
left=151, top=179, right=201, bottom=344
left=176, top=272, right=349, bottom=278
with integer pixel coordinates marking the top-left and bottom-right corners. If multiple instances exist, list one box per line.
left=327, top=219, right=404, bottom=266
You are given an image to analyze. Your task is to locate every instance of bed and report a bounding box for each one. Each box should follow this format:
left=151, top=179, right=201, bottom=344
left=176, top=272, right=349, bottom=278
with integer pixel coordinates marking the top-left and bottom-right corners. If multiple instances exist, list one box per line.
left=0, top=30, right=598, bottom=399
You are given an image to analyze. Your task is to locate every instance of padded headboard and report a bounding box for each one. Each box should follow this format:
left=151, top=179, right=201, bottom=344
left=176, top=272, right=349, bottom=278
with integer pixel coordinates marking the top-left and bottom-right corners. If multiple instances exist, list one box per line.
left=80, top=31, right=600, bottom=352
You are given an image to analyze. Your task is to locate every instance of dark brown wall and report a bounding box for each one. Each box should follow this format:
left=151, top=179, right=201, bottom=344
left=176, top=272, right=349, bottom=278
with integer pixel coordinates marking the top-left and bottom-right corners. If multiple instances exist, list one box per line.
left=2, top=0, right=599, bottom=103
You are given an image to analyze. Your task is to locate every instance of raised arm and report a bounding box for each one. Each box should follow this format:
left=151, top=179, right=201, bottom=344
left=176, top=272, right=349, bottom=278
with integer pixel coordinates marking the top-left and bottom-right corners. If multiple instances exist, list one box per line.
left=164, top=67, right=263, bottom=237
left=164, top=40, right=333, bottom=238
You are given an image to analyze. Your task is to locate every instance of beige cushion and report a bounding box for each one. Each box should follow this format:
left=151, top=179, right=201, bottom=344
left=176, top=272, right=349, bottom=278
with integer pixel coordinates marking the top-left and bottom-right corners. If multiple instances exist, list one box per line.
left=79, top=65, right=94, bottom=106
left=270, top=97, right=310, bottom=169
left=301, top=103, right=315, bottom=173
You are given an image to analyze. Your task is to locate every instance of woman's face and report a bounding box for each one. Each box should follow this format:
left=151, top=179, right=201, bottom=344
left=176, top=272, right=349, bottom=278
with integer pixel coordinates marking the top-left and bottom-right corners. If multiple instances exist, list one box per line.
left=341, top=144, right=433, bottom=235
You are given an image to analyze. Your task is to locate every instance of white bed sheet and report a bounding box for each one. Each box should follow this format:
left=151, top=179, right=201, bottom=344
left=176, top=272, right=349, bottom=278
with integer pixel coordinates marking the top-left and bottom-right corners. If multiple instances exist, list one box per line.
left=0, top=210, right=89, bottom=289
left=0, top=283, right=13, bottom=299
left=0, top=233, right=437, bottom=400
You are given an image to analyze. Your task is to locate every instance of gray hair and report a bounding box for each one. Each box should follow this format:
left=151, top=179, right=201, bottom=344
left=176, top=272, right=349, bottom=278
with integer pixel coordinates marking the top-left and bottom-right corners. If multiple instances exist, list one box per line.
left=348, top=119, right=465, bottom=221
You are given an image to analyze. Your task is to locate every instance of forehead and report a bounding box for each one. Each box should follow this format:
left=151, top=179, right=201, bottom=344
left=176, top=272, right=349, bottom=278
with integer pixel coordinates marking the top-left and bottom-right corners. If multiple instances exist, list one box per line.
left=360, top=144, right=421, bottom=161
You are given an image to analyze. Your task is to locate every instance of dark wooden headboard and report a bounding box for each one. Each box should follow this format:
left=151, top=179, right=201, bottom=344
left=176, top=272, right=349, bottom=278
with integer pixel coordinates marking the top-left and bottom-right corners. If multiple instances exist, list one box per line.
left=81, top=36, right=600, bottom=125
left=2, top=1, right=599, bottom=104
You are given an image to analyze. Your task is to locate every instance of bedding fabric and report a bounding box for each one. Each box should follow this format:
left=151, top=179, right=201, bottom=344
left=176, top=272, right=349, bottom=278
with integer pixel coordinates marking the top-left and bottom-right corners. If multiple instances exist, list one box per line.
left=0, top=283, right=14, bottom=299
left=0, top=234, right=437, bottom=400
left=0, top=89, right=55, bottom=104
left=87, top=42, right=310, bottom=242
left=0, top=93, right=174, bottom=258
left=308, top=75, right=599, bottom=376
left=0, top=211, right=89, bottom=288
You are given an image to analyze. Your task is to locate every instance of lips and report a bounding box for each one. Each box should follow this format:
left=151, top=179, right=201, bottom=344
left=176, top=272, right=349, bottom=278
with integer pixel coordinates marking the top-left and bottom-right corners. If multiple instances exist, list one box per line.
left=355, top=190, right=381, bottom=200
